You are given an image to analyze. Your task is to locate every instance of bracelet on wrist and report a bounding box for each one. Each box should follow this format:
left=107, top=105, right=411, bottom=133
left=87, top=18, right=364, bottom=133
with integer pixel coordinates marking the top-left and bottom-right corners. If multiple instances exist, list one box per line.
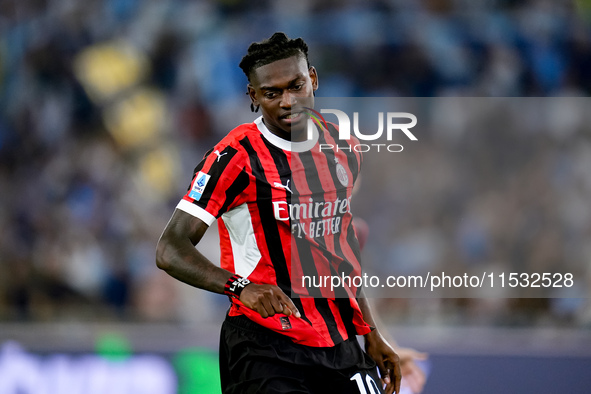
left=224, top=274, right=251, bottom=299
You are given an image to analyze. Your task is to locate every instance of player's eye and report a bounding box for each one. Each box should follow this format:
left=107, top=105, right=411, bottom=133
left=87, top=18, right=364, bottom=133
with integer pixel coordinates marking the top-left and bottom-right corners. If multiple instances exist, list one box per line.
left=264, top=92, right=277, bottom=99
left=293, top=84, right=304, bottom=90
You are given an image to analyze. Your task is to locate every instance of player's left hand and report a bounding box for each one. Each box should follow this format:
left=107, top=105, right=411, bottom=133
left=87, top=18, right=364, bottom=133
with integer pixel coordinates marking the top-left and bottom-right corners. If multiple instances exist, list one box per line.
left=364, top=329, right=401, bottom=394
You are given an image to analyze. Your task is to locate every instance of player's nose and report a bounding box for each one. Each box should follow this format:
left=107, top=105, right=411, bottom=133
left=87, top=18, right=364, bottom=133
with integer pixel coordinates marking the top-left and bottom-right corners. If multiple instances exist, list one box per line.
left=280, top=93, right=296, bottom=108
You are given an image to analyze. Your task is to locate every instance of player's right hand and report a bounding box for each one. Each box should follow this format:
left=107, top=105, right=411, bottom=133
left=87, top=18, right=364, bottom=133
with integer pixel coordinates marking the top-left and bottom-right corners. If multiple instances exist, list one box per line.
left=239, top=283, right=301, bottom=319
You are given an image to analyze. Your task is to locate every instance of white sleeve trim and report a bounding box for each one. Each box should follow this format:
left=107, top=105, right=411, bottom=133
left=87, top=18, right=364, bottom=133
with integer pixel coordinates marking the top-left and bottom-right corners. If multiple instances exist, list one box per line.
left=176, top=199, right=216, bottom=226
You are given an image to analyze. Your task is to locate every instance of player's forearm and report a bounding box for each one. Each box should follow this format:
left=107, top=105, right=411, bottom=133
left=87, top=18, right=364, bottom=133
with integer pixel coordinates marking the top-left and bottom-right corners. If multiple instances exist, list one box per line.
left=158, top=240, right=230, bottom=294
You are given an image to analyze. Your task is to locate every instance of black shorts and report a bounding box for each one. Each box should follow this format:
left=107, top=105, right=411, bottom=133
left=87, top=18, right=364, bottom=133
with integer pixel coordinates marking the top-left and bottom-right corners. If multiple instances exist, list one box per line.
left=219, top=314, right=384, bottom=394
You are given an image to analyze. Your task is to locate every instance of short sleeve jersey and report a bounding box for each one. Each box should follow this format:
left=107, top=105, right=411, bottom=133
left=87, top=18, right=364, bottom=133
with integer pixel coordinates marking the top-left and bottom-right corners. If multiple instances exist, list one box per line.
left=177, top=116, right=372, bottom=347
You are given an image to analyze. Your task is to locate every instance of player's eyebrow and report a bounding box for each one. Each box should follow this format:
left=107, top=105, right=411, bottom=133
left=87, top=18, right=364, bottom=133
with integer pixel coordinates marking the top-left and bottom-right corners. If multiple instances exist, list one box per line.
left=259, top=74, right=306, bottom=91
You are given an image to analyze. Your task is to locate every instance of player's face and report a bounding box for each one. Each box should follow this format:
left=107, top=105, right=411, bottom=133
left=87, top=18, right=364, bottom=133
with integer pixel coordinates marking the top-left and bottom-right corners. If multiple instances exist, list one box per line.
left=248, top=55, right=318, bottom=141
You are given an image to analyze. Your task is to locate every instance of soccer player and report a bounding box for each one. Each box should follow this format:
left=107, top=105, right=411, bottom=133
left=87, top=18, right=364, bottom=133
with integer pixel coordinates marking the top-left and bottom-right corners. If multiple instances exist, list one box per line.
left=156, top=32, right=425, bottom=394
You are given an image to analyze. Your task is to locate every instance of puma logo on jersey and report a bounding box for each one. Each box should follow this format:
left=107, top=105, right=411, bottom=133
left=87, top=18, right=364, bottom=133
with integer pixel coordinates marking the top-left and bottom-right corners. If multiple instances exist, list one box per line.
left=214, top=150, right=228, bottom=162
left=274, top=179, right=292, bottom=194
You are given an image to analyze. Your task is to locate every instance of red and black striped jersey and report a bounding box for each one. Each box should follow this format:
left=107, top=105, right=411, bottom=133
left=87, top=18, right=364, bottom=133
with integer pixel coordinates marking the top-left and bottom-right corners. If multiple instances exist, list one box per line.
left=177, top=116, right=372, bottom=347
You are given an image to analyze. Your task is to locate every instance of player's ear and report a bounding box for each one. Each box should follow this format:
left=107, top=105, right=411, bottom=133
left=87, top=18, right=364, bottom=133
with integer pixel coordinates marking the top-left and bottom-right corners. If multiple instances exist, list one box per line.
left=247, top=84, right=260, bottom=112
left=309, top=66, right=318, bottom=92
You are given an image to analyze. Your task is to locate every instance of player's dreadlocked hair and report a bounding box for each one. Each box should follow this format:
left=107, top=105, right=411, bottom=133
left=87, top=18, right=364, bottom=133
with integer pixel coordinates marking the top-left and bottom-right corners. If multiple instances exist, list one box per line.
left=239, top=32, right=309, bottom=82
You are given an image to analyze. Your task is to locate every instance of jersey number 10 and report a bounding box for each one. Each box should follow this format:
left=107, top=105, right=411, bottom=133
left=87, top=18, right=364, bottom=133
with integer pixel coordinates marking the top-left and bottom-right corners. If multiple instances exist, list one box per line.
left=350, top=372, right=381, bottom=394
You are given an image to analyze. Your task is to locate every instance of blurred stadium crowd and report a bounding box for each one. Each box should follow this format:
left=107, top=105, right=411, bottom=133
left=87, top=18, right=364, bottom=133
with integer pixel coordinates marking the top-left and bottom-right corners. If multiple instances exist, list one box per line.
left=0, top=0, right=590, bottom=326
